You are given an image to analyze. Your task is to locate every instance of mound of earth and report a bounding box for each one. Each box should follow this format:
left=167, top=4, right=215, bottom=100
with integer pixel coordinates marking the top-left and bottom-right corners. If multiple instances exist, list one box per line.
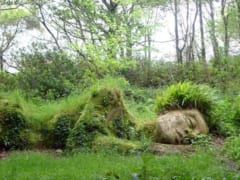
left=151, top=143, right=194, bottom=154
left=155, top=109, right=208, bottom=144
left=67, top=88, right=136, bottom=148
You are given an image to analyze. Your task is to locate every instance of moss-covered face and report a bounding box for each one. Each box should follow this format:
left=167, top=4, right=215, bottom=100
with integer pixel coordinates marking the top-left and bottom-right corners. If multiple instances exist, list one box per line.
left=155, top=110, right=209, bottom=144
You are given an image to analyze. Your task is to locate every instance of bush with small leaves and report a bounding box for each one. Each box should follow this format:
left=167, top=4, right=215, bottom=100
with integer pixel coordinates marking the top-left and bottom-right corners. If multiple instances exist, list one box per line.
left=40, top=113, right=79, bottom=149
left=0, top=101, right=28, bottom=150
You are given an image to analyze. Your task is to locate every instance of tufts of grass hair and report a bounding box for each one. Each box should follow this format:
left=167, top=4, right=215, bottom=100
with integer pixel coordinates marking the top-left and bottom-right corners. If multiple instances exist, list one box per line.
left=155, top=82, right=217, bottom=116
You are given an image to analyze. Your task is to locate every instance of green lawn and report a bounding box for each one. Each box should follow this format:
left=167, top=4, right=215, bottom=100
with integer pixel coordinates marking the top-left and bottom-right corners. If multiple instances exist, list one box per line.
left=0, top=150, right=238, bottom=180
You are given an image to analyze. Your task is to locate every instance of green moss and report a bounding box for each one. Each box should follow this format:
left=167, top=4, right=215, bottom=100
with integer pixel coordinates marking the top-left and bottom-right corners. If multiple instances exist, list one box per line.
left=67, top=88, right=137, bottom=149
left=40, top=113, right=80, bottom=148
left=137, top=120, right=156, bottom=139
left=93, top=135, right=141, bottom=153
left=0, top=100, right=28, bottom=150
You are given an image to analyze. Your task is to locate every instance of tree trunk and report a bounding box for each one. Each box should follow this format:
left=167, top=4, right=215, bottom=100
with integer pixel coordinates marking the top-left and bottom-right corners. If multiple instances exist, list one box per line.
left=236, top=0, right=240, bottom=38
left=187, top=0, right=199, bottom=62
left=174, top=0, right=182, bottom=63
left=0, top=53, right=3, bottom=71
left=199, top=0, right=206, bottom=63
left=146, top=33, right=152, bottom=87
left=208, top=0, right=220, bottom=64
left=221, top=0, right=229, bottom=56
left=147, top=33, right=151, bottom=61
left=144, top=34, right=147, bottom=59
left=126, top=28, right=132, bottom=59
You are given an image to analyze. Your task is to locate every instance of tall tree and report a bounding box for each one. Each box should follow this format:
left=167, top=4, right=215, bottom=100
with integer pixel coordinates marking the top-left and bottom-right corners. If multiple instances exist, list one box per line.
left=187, top=0, right=198, bottom=62
left=198, top=0, right=206, bottom=62
left=221, top=0, right=230, bottom=56
left=207, top=0, right=220, bottom=64
left=173, top=0, right=182, bottom=63
left=236, top=0, right=240, bottom=38
left=0, top=7, right=36, bottom=71
left=29, top=0, right=157, bottom=75
left=172, top=0, right=198, bottom=63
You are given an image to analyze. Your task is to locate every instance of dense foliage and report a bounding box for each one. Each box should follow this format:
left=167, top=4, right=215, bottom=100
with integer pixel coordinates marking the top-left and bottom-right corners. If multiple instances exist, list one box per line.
left=0, top=100, right=28, bottom=150
left=17, top=49, right=85, bottom=99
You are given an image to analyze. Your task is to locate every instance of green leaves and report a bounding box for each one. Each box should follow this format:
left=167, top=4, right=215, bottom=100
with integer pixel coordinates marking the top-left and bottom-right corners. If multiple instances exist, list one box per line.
left=0, top=7, right=31, bottom=25
left=17, top=49, right=84, bottom=99
left=155, top=82, right=216, bottom=115
left=0, top=104, right=28, bottom=150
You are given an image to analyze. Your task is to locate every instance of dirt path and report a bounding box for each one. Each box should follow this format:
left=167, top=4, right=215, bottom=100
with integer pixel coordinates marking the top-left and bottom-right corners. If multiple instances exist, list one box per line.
left=0, top=151, right=8, bottom=159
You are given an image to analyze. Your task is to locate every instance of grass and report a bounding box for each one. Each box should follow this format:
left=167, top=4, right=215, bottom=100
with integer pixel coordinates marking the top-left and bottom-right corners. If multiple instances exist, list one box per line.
left=0, top=150, right=238, bottom=179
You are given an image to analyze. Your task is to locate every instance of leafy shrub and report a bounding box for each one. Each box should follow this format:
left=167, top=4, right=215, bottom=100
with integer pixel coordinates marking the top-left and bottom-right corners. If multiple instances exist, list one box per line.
left=209, top=55, right=240, bottom=96
left=0, top=101, right=28, bottom=150
left=0, top=72, right=16, bottom=91
left=232, top=96, right=240, bottom=128
left=67, top=120, right=106, bottom=148
left=52, top=114, right=78, bottom=149
left=223, top=136, right=240, bottom=162
left=210, top=98, right=237, bottom=136
left=17, top=49, right=84, bottom=99
left=208, top=95, right=240, bottom=136
left=122, top=60, right=208, bottom=88
left=191, top=134, right=211, bottom=147
left=40, top=113, right=79, bottom=148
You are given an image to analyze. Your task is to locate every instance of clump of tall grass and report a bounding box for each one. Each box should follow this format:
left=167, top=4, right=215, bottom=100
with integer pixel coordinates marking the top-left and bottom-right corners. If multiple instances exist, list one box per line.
left=155, top=82, right=217, bottom=115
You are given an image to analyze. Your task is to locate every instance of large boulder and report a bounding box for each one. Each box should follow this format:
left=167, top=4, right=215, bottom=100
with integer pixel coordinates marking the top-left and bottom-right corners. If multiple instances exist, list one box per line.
left=155, top=109, right=208, bottom=144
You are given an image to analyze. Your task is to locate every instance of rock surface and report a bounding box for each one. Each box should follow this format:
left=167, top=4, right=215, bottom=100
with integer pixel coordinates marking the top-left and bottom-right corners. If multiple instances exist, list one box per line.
left=155, top=109, right=208, bottom=144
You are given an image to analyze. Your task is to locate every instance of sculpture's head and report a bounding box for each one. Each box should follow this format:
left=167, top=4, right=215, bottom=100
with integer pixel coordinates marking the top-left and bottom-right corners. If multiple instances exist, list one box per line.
left=155, top=109, right=208, bottom=144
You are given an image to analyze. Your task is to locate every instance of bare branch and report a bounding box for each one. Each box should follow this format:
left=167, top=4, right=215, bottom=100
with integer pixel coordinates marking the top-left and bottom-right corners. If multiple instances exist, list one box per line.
left=37, top=4, right=62, bottom=51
